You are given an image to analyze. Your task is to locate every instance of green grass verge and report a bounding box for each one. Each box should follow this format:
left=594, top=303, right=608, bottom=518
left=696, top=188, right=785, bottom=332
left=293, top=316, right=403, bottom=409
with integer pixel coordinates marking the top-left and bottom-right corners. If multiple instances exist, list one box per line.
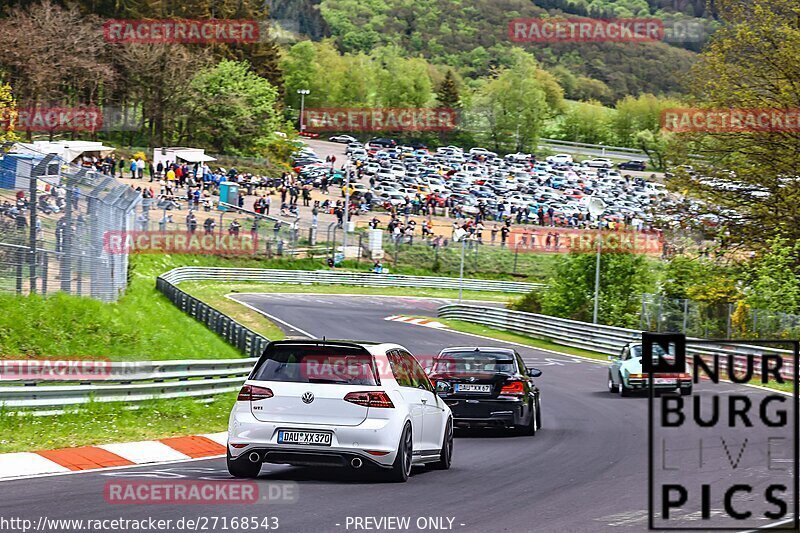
left=0, top=392, right=236, bottom=453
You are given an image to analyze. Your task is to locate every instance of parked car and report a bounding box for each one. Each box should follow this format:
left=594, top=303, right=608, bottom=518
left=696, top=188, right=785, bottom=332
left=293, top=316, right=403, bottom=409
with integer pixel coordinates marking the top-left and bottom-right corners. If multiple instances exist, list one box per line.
left=618, top=160, right=647, bottom=171
left=546, top=154, right=573, bottom=164
left=329, top=134, right=358, bottom=143
left=583, top=158, right=614, bottom=169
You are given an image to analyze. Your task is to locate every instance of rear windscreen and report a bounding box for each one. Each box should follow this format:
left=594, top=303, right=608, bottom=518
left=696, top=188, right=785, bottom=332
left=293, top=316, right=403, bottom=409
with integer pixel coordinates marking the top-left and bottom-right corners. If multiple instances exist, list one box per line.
left=432, top=352, right=516, bottom=374
left=251, top=345, right=379, bottom=385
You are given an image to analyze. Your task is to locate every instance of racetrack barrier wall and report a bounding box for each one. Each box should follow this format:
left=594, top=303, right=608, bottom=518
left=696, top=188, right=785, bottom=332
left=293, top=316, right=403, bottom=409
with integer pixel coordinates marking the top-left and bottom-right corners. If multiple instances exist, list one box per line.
left=438, top=304, right=795, bottom=380
left=157, top=266, right=541, bottom=293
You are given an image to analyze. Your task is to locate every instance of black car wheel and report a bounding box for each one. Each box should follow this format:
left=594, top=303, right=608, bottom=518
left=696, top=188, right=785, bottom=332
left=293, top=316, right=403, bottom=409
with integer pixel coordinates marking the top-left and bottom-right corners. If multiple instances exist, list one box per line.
left=618, top=376, right=631, bottom=397
left=517, top=400, right=537, bottom=436
left=387, top=423, right=413, bottom=482
left=430, top=419, right=453, bottom=470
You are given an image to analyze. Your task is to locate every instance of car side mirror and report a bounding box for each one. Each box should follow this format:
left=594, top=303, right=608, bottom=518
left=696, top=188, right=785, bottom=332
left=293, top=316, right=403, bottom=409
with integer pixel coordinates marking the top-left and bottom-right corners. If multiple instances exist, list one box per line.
left=527, top=368, right=542, bottom=378
left=435, top=381, right=452, bottom=394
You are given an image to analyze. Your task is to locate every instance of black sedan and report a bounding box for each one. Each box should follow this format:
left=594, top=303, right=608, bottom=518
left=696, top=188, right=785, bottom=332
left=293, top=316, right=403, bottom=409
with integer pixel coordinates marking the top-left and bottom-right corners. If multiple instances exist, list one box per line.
left=618, top=160, right=647, bottom=171
left=428, top=347, right=542, bottom=435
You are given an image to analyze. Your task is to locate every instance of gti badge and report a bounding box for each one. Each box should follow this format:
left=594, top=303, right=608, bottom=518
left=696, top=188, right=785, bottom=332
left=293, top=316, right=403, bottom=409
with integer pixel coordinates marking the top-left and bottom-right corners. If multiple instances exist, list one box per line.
left=301, top=392, right=315, bottom=404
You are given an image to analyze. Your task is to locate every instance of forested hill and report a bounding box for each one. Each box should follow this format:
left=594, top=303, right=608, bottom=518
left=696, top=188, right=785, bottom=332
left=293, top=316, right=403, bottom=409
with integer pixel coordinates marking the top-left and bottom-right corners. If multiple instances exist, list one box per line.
left=269, top=0, right=713, bottom=103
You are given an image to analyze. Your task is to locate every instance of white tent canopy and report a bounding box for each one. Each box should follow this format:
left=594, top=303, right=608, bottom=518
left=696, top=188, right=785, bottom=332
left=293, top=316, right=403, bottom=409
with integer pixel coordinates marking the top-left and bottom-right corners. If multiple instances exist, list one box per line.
left=153, top=147, right=217, bottom=168
left=12, top=140, right=114, bottom=164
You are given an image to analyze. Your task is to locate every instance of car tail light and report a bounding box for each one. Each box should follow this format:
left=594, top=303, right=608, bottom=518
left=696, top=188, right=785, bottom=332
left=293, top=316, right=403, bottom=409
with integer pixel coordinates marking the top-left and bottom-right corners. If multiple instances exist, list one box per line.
left=344, top=391, right=395, bottom=408
left=499, top=380, right=525, bottom=396
left=628, top=374, right=645, bottom=379
left=237, top=385, right=273, bottom=401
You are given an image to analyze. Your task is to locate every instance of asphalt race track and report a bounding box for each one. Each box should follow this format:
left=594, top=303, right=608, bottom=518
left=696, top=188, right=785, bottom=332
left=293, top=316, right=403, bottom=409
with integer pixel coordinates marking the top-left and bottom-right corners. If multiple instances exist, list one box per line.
left=0, top=294, right=792, bottom=533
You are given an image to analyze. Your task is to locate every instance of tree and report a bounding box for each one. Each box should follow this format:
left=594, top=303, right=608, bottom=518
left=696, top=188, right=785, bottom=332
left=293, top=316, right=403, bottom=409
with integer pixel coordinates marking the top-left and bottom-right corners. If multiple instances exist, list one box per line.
left=743, top=239, right=800, bottom=315
left=665, top=0, right=800, bottom=251
left=540, top=251, right=653, bottom=327
left=473, top=50, right=556, bottom=153
left=436, top=70, right=460, bottom=109
left=635, top=129, right=671, bottom=170
left=0, top=1, right=114, bottom=138
left=557, top=101, right=609, bottom=144
left=188, top=60, right=279, bottom=154
left=0, top=83, right=18, bottom=143
left=280, top=41, right=320, bottom=109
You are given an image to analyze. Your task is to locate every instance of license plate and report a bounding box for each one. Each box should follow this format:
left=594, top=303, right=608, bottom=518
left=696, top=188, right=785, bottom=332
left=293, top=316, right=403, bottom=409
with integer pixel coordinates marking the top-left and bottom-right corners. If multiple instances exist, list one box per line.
left=654, top=378, right=677, bottom=385
left=278, top=430, right=332, bottom=446
left=455, top=384, right=492, bottom=393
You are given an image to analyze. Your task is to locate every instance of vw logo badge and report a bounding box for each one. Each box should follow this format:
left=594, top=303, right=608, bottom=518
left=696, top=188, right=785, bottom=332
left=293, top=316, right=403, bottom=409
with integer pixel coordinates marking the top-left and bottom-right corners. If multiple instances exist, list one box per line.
left=469, top=377, right=477, bottom=383
left=301, top=392, right=314, bottom=404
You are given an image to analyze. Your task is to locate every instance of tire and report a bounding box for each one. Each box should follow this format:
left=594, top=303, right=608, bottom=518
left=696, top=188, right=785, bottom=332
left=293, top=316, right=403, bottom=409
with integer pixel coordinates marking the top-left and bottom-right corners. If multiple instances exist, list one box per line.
left=387, top=423, right=413, bottom=482
left=619, top=378, right=631, bottom=397
left=226, top=450, right=261, bottom=479
left=430, top=419, right=453, bottom=470
left=517, top=400, right=537, bottom=436
left=680, top=386, right=693, bottom=396
left=608, top=373, right=619, bottom=393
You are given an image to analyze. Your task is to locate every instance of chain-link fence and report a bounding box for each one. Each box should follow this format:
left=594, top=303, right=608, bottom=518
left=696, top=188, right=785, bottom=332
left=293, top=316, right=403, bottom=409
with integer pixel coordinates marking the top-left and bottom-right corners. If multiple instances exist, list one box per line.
left=135, top=195, right=311, bottom=258
left=0, top=142, right=140, bottom=301
left=639, top=294, right=800, bottom=339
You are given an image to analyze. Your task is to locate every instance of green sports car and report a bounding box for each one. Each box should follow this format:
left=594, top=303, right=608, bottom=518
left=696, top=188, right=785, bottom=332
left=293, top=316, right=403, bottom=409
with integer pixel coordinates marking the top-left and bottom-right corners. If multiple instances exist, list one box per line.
left=607, top=342, right=693, bottom=397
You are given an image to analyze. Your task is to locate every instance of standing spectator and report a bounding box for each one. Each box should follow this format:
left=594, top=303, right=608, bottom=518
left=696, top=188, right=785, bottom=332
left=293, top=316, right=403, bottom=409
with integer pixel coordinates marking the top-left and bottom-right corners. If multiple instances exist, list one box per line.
left=500, top=224, right=510, bottom=247
left=229, top=219, right=241, bottom=236
left=118, top=157, right=126, bottom=178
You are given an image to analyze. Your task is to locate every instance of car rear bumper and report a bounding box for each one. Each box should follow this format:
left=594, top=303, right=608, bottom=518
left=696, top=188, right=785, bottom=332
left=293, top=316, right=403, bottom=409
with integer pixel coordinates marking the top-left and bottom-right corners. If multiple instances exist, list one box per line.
left=236, top=446, right=394, bottom=469
left=626, top=378, right=692, bottom=391
left=443, top=397, right=527, bottom=428
left=228, top=408, right=399, bottom=467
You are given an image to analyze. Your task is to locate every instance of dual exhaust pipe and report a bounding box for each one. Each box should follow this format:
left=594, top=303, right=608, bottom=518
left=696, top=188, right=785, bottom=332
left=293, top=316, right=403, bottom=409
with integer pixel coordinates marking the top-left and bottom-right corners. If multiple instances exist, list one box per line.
left=247, top=451, right=363, bottom=469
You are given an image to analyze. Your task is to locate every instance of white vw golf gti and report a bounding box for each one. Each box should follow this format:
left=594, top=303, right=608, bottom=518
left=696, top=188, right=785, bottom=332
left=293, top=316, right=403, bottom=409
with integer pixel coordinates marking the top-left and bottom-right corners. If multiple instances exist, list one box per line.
left=227, top=340, right=453, bottom=482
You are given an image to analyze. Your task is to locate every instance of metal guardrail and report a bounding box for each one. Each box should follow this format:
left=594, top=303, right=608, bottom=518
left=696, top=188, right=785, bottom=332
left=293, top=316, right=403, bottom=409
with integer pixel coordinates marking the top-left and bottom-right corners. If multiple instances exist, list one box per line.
left=158, top=266, right=541, bottom=294
left=438, top=304, right=796, bottom=380
left=539, top=138, right=647, bottom=156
